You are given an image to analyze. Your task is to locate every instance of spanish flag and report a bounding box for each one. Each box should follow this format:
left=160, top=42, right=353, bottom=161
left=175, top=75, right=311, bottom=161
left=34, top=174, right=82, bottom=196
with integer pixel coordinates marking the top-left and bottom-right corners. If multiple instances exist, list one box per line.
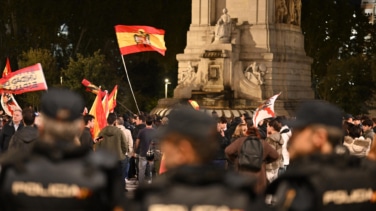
left=108, top=85, right=118, bottom=113
left=81, top=78, right=106, bottom=95
left=115, top=25, right=166, bottom=56
left=2, top=58, right=11, bottom=78
left=89, top=90, right=107, bottom=138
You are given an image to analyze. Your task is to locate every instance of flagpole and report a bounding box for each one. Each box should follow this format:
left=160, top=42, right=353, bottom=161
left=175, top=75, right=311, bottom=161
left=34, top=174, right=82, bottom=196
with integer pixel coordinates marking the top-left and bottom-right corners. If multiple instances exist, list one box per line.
left=120, top=55, right=141, bottom=114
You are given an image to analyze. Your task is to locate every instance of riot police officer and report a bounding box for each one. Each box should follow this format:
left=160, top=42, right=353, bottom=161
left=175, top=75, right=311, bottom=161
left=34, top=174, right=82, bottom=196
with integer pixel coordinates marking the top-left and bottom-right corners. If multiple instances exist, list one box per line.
left=0, top=88, right=125, bottom=210
left=266, top=100, right=376, bottom=211
left=128, top=106, right=271, bottom=211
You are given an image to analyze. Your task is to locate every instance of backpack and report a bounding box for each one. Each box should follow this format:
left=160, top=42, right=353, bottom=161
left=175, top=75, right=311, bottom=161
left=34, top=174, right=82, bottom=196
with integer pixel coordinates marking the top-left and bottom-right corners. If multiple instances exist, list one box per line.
left=238, top=136, right=263, bottom=171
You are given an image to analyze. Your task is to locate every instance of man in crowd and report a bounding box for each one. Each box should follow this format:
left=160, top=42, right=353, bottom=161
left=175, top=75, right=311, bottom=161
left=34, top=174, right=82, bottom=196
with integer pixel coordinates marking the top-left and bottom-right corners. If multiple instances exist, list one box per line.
left=115, top=117, right=133, bottom=182
left=129, top=106, right=270, bottom=211
left=96, top=113, right=128, bottom=191
left=135, top=116, right=156, bottom=184
left=129, top=114, right=146, bottom=179
left=214, top=116, right=230, bottom=169
left=8, top=108, right=38, bottom=152
left=266, top=100, right=376, bottom=210
left=79, top=114, right=95, bottom=151
left=0, top=88, right=125, bottom=210
left=0, top=109, right=23, bottom=153
left=362, top=118, right=375, bottom=142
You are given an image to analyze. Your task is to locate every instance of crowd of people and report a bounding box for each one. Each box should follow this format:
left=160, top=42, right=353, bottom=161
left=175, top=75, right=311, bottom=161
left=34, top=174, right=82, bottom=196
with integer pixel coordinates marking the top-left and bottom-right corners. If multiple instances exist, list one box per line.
left=0, top=88, right=376, bottom=210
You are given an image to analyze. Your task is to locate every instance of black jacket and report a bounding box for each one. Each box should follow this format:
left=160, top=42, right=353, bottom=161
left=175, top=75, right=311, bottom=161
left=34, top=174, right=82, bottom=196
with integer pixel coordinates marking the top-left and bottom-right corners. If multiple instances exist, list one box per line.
left=79, top=127, right=94, bottom=151
left=0, top=121, right=24, bottom=153
left=8, top=125, right=38, bottom=152
left=267, top=153, right=376, bottom=211
left=129, top=165, right=271, bottom=211
left=216, top=132, right=230, bottom=160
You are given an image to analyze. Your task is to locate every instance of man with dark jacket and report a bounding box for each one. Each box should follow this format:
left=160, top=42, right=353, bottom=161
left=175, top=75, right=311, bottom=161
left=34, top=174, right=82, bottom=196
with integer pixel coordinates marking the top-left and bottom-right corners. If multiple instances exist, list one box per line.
left=135, top=116, right=156, bottom=184
left=79, top=114, right=95, bottom=151
left=129, top=115, right=146, bottom=179
left=8, top=108, right=38, bottom=152
left=214, top=116, right=230, bottom=169
left=0, top=109, right=23, bottom=153
left=97, top=113, right=128, bottom=191
left=128, top=106, right=271, bottom=211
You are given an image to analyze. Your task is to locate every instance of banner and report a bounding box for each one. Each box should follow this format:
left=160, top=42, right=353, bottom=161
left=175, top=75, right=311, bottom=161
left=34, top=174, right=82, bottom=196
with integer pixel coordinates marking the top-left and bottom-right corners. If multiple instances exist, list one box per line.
left=115, top=25, right=166, bottom=56
left=0, top=63, right=47, bottom=95
left=252, top=92, right=281, bottom=127
left=1, top=58, right=21, bottom=116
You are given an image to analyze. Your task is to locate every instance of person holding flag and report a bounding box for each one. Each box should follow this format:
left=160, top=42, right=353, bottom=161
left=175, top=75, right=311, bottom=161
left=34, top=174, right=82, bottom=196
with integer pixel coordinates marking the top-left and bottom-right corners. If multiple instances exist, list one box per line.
left=114, top=24, right=166, bottom=115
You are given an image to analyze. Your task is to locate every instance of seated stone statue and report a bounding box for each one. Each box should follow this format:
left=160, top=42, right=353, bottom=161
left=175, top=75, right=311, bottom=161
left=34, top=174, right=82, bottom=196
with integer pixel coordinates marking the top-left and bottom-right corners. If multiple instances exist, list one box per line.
left=214, top=8, right=231, bottom=43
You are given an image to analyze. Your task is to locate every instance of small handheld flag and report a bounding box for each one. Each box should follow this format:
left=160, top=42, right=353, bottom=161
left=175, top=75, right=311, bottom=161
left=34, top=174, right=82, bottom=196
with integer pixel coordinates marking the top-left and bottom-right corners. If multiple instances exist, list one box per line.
left=252, top=92, right=281, bottom=127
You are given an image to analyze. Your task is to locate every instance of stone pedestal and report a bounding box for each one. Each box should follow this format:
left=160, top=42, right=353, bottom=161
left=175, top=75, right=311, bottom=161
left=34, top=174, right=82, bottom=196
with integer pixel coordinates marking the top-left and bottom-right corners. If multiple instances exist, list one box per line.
left=152, top=0, right=312, bottom=117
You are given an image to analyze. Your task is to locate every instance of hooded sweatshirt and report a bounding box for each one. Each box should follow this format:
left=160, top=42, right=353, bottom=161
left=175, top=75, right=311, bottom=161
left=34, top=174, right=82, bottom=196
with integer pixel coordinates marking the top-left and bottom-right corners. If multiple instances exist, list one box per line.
left=96, top=125, right=128, bottom=160
left=8, top=126, right=38, bottom=152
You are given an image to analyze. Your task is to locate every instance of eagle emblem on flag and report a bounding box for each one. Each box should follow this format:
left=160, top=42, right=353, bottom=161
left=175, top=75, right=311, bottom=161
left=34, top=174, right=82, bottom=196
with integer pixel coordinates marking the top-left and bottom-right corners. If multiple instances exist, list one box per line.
left=134, top=29, right=151, bottom=46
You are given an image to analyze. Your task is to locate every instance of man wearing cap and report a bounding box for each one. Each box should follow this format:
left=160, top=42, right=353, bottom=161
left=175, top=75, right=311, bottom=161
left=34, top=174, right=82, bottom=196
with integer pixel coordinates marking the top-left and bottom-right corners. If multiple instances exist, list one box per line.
left=128, top=106, right=270, bottom=211
left=0, top=88, right=125, bottom=210
left=266, top=100, right=376, bottom=211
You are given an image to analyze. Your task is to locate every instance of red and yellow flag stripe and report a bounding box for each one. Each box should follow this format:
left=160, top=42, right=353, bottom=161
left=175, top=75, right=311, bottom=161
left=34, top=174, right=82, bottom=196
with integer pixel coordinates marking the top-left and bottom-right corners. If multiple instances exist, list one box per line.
left=115, top=25, right=166, bottom=56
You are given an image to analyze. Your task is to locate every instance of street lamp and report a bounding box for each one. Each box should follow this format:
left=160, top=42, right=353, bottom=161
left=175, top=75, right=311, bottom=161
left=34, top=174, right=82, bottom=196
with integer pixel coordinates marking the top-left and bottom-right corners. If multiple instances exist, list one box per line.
left=164, top=78, right=171, bottom=98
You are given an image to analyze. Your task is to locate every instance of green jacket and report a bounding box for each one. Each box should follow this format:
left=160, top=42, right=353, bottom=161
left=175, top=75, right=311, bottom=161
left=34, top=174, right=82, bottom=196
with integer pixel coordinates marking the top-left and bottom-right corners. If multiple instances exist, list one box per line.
left=97, top=125, right=128, bottom=160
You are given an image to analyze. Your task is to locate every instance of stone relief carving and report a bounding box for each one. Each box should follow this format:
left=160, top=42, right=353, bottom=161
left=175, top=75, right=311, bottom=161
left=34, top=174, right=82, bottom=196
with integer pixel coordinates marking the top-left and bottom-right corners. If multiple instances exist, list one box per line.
left=214, top=8, right=232, bottom=43
left=275, top=0, right=301, bottom=26
left=243, top=62, right=267, bottom=85
left=295, top=0, right=302, bottom=26
left=276, top=0, right=288, bottom=23
left=179, top=61, right=197, bottom=85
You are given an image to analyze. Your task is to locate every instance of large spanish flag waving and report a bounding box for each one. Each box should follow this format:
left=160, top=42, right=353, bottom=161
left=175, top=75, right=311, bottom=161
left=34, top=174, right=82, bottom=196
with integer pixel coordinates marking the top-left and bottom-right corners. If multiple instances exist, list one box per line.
left=115, top=25, right=166, bottom=56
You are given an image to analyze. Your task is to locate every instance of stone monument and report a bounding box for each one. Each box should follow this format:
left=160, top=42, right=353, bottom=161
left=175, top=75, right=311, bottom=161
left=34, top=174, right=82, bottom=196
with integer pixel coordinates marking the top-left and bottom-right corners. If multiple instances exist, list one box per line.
left=152, top=0, right=313, bottom=118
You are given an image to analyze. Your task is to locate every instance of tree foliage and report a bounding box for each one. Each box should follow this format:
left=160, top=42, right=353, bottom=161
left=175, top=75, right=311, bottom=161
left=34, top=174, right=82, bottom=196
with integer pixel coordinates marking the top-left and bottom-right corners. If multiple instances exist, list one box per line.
left=61, top=50, right=119, bottom=108
left=0, top=0, right=191, bottom=114
left=302, top=0, right=376, bottom=114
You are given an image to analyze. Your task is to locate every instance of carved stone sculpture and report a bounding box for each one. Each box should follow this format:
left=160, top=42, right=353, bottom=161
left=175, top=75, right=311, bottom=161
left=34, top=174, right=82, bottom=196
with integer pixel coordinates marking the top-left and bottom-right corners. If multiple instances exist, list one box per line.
left=243, top=62, right=267, bottom=85
left=179, top=61, right=197, bottom=86
left=214, top=8, right=232, bottom=43
left=276, top=0, right=288, bottom=23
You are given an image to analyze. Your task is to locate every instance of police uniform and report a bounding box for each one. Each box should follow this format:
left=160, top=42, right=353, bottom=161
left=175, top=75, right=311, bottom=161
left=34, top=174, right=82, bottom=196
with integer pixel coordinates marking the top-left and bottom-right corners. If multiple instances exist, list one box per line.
left=0, top=88, right=125, bottom=210
left=0, top=142, right=124, bottom=210
left=129, top=165, right=271, bottom=211
left=267, top=151, right=376, bottom=211
left=265, top=100, right=376, bottom=211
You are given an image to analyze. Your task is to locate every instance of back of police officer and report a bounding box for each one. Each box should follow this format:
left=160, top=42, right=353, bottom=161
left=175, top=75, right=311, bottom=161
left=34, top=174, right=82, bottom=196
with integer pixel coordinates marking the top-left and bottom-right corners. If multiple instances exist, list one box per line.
left=128, top=106, right=271, bottom=211
left=0, top=88, right=125, bottom=211
left=266, top=100, right=376, bottom=211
